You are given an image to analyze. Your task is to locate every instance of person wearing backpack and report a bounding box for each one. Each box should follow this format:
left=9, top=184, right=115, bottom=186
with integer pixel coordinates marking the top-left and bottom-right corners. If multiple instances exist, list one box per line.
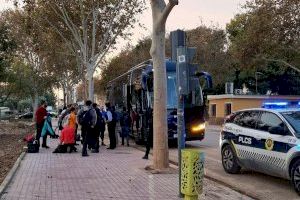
left=91, top=103, right=105, bottom=153
left=106, top=102, right=117, bottom=149
left=120, top=107, right=131, bottom=146
left=79, top=100, right=97, bottom=157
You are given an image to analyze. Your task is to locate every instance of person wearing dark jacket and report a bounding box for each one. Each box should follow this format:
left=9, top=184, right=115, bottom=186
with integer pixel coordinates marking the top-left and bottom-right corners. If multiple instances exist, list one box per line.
left=120, top=107, right=131, bottom=146
left=106, top=103, right=117, bottom=149
left=143, top=109, right=153, bottom=159
left=100, top=106, right=107, bottom=146
left=91, top=103, right=105, bottom=153
left=35, top=100, right=49, bottom=148
left=78, top=100, right=97, bottom=157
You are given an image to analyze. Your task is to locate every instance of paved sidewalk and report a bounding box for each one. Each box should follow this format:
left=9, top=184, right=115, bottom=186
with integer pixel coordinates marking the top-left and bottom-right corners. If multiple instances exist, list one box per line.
left=1, top=138, right=252, bottom=200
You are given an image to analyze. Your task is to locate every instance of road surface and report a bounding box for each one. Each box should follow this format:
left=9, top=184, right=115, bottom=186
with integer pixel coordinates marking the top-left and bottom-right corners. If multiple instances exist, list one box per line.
left=168, top=125, right=299, bottom=200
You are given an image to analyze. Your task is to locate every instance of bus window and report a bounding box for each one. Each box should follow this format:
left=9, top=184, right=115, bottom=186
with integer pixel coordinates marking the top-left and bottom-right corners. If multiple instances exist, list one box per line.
left=186, top=78, right=203, bottom=107
left=167, top=72, right=177, bottom=109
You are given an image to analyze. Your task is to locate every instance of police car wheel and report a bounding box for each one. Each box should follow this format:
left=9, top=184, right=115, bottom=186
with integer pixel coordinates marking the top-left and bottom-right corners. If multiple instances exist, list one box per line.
left=222, top=145, right=241, bottom=174
left=291, top=160, right=300, bottom=195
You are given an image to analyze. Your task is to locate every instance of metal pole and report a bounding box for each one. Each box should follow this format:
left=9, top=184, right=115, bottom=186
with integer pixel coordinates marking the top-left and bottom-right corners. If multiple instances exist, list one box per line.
left=176, top=44, right=188, bottom=198
left=177, top=94, right=185, bottom=198
left=255, top=73, right=258, bottom=94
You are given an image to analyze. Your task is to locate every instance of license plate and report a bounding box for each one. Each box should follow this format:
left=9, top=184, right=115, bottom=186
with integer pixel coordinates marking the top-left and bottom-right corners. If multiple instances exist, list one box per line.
left=173, top=134, right=178, bottom=138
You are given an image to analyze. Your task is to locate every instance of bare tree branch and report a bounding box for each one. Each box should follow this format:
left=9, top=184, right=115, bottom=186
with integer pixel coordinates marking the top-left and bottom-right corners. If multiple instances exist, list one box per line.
left=160, top=0, right=178, bottom=25
left=263, top=58, right=300, bottom=73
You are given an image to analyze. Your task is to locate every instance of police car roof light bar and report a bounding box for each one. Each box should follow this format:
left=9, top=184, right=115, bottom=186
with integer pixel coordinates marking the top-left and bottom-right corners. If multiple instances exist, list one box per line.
left=263, top=102, right=289, bottom=106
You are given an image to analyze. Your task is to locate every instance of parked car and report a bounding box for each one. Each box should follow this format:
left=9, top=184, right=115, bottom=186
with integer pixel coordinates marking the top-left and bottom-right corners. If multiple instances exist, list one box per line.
left=220, top=106, right=300, bottom=194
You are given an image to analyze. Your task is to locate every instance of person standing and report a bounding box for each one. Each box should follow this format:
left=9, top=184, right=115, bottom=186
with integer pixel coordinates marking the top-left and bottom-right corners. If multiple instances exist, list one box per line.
left=143, top=109, right=153, bottom=159
left=135, top=109, right=140, bottom=134
left=79, top=100, right=97, bottom=157
left=120, top=107, right=131, bottom=146
left=35, top=100, right=49, bottom=148
left=100, top=106, right=107, bottom=146
left=92, top=103, right=105, bottom=153
left=106, top=103, right=116, bottom=149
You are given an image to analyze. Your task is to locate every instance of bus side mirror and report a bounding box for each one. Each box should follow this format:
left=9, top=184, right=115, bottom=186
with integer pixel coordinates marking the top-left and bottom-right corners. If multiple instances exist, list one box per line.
left=195, top=71, right=213, bottom=89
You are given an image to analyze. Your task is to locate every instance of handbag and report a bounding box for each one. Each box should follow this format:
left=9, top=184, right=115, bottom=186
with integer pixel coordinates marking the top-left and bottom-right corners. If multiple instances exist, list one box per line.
left=27, top=140, right=39, bottom=153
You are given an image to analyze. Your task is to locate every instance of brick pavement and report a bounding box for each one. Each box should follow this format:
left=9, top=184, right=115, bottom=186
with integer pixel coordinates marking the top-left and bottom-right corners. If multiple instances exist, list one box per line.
left=0, top=137, right=252, bottom=200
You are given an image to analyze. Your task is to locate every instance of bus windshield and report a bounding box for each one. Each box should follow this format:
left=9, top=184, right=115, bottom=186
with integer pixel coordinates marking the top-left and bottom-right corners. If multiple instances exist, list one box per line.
left=166, top=72, right=204, bottom=109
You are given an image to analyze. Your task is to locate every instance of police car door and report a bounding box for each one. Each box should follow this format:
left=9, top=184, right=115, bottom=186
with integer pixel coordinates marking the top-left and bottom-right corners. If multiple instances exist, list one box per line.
left=230, top=111, right=261, bottom=169
left=255, top=111, right=292, bottom=177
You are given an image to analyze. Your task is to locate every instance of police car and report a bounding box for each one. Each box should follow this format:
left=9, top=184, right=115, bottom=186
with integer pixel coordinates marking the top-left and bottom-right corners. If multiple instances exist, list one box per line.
left=220, top=102, right=300, bottom=194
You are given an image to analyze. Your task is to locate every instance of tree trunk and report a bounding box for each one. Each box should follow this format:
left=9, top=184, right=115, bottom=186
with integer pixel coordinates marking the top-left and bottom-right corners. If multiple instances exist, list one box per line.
left=63, top=86, right=67, bottom=107
left=87, top=71, right=94, bottom=101
left=150, top=0, right=177, bottom=170
left=151, top=30, right=169, bottom=169
left=32, top=93, right=39, bottom=122
left=150, top=4, right=169, bottom=169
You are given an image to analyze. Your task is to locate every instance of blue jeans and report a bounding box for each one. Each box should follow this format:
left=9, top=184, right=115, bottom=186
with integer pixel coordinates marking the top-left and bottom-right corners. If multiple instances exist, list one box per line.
left=121, top=126, right=130, bottom=145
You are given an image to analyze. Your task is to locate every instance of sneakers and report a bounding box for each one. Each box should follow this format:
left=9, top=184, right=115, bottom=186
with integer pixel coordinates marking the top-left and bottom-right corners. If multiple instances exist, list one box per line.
left=42, top=145, right=50, bottom=149
left=82, top=153, right=89, bottom=157
left=142, top=155, right=148, bottom=160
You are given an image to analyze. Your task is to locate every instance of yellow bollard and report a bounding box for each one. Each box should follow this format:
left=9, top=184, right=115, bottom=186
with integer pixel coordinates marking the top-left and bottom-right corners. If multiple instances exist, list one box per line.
left=181, top=149, right=205, bottom=200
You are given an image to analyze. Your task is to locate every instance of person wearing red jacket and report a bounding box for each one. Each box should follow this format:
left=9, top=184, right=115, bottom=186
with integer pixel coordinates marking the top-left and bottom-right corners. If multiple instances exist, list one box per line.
left=35, top=100, right=48, bottom=148
left=52, top=125, right=77, bottom=153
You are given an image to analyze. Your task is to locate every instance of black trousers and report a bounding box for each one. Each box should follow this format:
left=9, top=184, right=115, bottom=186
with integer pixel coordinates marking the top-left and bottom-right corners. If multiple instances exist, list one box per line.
left=108, top=123, right=116, bottom=149
left=36, top=123, right=47, bottom=146
left=145, top=132, right=153, bottom=157
left=100, top=126, right=105, bottom=142
left=93, top=127, right=101, bottom=151
left=82, top=126, right=93, bottom=155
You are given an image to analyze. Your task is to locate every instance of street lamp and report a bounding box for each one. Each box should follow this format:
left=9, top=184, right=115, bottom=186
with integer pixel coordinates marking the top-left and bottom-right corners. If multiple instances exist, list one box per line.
left=255, top=71, right=264, bottom=94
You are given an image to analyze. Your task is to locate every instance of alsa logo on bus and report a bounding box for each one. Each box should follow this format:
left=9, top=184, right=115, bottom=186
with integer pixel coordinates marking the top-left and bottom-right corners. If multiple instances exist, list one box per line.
left=238, top=136, right=252, bottom=145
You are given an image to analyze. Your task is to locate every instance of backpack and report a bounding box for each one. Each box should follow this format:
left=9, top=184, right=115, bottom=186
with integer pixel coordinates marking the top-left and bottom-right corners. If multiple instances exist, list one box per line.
left=120, top=112, right=131, bottom=127
left=112, top=111, right=118, bottom=123
left=78, top=110, right=87, bottom=125
left=82, top=109, right=94, bottom=128
left=95, top=109, right=105, bottom=127
left=124, top=113, right=131, bottom=126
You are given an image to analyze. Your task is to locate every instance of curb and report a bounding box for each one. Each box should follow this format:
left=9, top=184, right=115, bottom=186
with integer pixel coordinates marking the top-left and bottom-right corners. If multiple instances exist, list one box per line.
left=133, top=144, right=258, bottom=200
left=0, top=151, right=26, bottom=197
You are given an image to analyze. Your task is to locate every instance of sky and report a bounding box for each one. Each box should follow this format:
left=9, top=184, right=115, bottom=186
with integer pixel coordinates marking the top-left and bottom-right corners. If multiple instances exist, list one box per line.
left=0, top=0, right=248, bottom=101
left=128, top=0, right=247, bottom=47
left=0, top=0, right=248, bottom=50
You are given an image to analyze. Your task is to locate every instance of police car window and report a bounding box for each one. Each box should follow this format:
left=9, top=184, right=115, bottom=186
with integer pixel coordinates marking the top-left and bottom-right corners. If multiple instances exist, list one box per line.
left=258, top=112, right=283, bottom=132
left=233, top=111, right=259, bottom=129
left=281, top=111, right=300, bottom=138
left=232, top=112, right=243, bottom=125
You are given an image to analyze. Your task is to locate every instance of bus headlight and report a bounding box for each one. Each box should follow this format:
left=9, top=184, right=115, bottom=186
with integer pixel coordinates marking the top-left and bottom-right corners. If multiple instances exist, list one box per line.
left=191, top=123, right=205, bottom=132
